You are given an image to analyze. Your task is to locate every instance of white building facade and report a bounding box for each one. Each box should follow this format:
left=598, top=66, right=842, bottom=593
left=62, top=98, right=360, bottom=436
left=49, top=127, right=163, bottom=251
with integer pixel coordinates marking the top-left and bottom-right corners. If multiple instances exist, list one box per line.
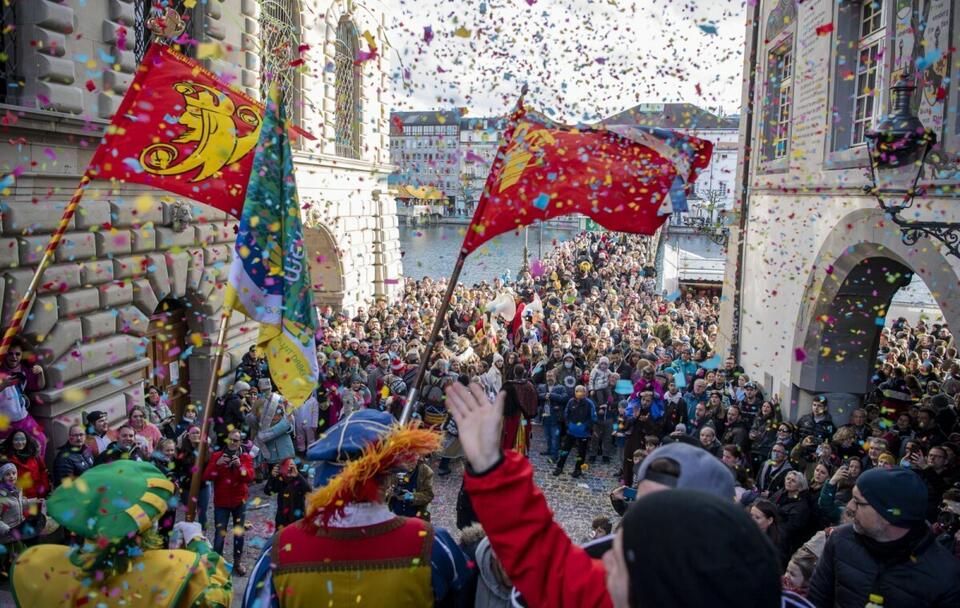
left=0, top=0, right=402, bottom=449
left=717, top=0, right=960, bottom=419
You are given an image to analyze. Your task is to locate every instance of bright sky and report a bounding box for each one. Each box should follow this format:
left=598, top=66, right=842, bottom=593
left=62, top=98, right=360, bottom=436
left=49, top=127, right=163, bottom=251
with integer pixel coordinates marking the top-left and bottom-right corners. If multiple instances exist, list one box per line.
left=381, top=0, right=747, bottom=123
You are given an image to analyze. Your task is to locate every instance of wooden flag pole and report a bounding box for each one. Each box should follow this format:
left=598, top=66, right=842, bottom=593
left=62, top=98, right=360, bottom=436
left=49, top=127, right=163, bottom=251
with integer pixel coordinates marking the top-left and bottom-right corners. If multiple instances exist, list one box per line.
left=399, top=252, right=467, bottom=425
left=0, top=171, right=93, bottom=360
left=185, top=306, right=232, bottom=522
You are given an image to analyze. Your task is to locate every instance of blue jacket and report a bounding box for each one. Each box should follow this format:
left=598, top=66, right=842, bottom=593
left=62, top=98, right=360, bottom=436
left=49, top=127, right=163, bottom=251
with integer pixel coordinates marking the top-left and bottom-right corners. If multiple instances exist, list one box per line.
left=682, top=390, right=708, bottom=422
left=563, top=398, right=597, bottom=438
left=257, top=417, right=295, bottom=464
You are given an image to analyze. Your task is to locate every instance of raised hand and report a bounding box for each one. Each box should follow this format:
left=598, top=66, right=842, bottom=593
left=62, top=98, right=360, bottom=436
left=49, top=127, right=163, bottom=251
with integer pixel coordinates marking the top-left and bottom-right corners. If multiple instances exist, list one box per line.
left=444, top=381, right=505, bottom=472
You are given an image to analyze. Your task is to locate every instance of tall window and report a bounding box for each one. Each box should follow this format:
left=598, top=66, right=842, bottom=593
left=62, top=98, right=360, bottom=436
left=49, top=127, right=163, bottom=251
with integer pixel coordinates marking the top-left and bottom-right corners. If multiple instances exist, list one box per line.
left=259, top=0, right=301, bottom=126
left=0, top=2, right=17, bottom=104
left=335, top=17, right=361, bottom=159
left=760, top=0, right=796, bottom=166
left=770, top=42, right=793, bottom=160
left=851, top=1, right=885, bottom=145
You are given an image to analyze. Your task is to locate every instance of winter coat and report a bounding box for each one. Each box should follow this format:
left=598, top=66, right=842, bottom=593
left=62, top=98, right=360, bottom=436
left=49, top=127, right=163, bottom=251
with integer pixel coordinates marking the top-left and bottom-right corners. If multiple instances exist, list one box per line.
left=0, top=486, right=38, bottom=542
left=808, top=523, right=960, bottom=608
left=771, top=489, right=813, bottom=558
left=94, top=442, right=147, bottom=466
left=756, top=460, right=793, bottom=495
left=203, top=449, right=255, bottom=508
left=264, top=472, right=310, bottom=526
left=51, top=443, right=94, bottom=486
left=474, top=536, right=512, bottom=608
left=465, top=452, right=612, bottom=608
left=5, top=453, right=50, bottom=499
left=388, top=461, right=435, bottom=519
left=292, top=395, right=319, bottom=453
left=563, top=398, right=597, bottom=439
left=796, top=413, right=836, bottom=443
left=257, top=415, right=296, bottom=464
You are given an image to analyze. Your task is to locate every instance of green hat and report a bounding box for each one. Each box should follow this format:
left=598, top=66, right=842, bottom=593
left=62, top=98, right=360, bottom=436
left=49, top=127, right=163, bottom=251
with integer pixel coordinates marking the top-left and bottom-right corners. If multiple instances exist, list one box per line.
left=47, top=460, right=175, bottom=541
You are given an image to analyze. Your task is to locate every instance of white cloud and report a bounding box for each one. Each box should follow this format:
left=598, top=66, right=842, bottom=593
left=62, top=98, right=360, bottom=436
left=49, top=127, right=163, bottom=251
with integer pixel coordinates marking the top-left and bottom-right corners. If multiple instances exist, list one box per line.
left=380, top=0, right=746, bottom=122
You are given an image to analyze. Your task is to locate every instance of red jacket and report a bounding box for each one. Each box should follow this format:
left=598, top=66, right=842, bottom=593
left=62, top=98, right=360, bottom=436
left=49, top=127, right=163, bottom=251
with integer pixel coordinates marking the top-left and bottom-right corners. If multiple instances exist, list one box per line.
left=202, top=449, right=255, bottom=508
left=464, top=450, right=612, bottom=608
left=7, top=454, right=50, bottom=499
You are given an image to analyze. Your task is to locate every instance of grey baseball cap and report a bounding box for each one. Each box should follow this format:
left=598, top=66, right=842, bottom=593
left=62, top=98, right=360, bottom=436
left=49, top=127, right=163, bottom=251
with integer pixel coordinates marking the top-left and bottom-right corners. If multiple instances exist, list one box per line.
left=635, top=442, right=735, bottom=500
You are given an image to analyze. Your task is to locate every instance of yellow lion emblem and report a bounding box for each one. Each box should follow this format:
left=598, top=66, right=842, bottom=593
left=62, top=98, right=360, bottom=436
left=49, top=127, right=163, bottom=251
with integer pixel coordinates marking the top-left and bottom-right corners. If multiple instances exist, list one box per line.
left=497, top=122, right=557, bottom=193
left=140, top=82, right=262, bottom=183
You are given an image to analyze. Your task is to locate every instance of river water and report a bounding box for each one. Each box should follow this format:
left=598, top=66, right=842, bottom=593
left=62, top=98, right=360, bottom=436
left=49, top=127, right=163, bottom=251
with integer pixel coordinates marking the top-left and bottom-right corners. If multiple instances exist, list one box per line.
left=398, top=224, right=576, bottom=285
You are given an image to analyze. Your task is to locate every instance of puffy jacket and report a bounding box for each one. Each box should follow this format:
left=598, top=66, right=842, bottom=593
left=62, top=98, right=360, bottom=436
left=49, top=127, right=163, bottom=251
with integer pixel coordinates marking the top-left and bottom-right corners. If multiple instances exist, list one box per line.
left=0, top=486, right=38, bottom=543
left=203, top=449, right=255, bottom=508
left=51, top=444, right=94, bottom=486
left=563, top=398, right=597, bottom=438
left=808, top=523, right=960, bottom=608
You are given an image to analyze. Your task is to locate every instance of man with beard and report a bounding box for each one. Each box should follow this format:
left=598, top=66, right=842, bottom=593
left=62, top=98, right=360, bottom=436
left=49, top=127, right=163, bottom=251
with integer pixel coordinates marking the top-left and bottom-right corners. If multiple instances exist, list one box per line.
left=94, top=425, right=146, bottom=465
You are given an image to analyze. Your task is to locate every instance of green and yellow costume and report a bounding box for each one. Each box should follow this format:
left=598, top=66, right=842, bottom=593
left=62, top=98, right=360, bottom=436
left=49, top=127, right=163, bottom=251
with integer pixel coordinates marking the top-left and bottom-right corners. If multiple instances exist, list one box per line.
left=11, top=460, right=231, bottom=607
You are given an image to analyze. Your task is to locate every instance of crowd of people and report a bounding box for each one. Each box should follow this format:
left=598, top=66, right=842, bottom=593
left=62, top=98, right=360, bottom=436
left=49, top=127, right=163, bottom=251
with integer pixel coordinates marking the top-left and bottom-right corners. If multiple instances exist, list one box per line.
left=1, top=231, right=959, bottom=607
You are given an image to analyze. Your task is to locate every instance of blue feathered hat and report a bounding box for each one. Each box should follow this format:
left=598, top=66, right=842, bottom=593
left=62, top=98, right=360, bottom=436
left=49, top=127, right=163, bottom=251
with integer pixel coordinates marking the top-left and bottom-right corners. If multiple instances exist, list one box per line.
left=306, top=409, right=396, bottom=487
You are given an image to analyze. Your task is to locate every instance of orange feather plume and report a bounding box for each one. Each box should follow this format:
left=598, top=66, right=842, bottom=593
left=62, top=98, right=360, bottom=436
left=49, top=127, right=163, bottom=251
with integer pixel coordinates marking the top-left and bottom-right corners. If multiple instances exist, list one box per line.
left=305, top=424, right=442, bottom=528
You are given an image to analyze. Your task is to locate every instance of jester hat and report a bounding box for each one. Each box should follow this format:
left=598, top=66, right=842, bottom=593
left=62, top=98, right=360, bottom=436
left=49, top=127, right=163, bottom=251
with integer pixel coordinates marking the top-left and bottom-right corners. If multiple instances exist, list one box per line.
left=305, top=409, right=441, bottom=527
left=47, top=460, right=176, bottom=542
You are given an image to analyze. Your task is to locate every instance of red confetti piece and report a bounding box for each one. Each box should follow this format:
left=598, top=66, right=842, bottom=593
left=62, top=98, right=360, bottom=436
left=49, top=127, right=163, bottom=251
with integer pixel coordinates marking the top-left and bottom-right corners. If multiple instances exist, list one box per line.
left=85, top=79, right=96, bottom=92
left=815, top=23, right=834, bottom=36
left=288, top=58, right=305, bottom=67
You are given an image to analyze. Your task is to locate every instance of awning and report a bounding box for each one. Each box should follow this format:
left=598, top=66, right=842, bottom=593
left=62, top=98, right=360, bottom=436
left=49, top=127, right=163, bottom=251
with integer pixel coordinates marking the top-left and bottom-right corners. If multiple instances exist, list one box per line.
left=392, top=185, right=446, bottom=200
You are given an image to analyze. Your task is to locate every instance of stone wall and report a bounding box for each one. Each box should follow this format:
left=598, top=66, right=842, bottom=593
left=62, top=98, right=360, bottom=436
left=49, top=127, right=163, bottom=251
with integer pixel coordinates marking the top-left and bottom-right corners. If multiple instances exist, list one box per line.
left=0, top=0, right=404, bottom=452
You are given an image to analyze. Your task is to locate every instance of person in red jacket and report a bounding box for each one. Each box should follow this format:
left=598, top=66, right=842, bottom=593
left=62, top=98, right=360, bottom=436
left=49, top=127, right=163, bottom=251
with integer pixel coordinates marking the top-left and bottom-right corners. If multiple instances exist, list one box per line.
left=203, top=428, right=255, bottom=576
left=444, top=382, right=783, bottom=608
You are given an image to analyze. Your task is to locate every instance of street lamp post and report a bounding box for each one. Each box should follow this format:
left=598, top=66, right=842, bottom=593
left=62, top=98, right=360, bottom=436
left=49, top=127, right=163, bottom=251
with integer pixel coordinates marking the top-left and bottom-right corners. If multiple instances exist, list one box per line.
left=520, top=225, right=530, bottom=274
left=864, top=76, right=959, bottom=260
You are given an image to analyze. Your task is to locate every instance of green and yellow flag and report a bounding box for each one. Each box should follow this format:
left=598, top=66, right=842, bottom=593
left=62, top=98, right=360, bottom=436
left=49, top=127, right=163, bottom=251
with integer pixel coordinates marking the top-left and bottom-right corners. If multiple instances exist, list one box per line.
left=225, top=87, right=318, bottom=407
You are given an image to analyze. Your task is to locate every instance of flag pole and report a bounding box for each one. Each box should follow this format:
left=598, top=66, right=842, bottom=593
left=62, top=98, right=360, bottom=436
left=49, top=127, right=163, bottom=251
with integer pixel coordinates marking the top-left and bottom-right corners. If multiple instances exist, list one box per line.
left=399, top=251, right=467, bottom=425
left=186, top=306, right=232, bottom=522
left=398, top=86, right=528, bottom=425
left=0, top=171, right=94, bottom=360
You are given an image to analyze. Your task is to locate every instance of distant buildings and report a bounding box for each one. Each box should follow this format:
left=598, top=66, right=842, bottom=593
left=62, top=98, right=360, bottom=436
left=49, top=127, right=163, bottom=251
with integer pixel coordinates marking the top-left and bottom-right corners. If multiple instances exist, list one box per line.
left=602, top=103, right=740, bottom=225
left=389, top=110, right=464, bottom=213
left=389, top=103, right=738, bottom=225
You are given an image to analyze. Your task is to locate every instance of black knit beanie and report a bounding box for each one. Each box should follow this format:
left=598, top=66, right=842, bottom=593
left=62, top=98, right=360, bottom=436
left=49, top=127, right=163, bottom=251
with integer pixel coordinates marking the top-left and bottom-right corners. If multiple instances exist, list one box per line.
left=621, top=489, right=781, bottom=608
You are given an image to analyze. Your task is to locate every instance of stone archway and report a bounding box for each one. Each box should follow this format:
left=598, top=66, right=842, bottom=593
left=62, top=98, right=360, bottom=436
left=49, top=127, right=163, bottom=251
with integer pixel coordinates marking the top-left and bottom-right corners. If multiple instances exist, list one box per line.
left=790, top=208, right=960, bottom=417
left=303, top=223, right=345, bottom=310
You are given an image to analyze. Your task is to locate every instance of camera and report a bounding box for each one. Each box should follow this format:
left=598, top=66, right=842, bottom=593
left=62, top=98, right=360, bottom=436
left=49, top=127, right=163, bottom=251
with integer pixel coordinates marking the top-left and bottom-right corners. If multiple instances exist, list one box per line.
left=937, top=508, right=959, bottom=535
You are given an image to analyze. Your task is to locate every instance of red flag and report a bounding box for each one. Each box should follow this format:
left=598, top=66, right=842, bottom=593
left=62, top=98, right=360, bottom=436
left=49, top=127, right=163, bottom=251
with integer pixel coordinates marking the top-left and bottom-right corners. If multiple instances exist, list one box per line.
left=89, top=44, right=264, bottom=218
left=460, top=108, right=712, bottom=254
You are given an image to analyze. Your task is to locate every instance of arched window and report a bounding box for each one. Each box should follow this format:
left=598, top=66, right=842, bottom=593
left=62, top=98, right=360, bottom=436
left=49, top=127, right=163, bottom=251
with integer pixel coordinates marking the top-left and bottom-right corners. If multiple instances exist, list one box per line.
left=335, top=17, right=361, bottom=159
left=0, top=2, right=17, bottom=103
left=259, top=0, right=302, bottom=127
left=760, top=0, right=797, bottom=166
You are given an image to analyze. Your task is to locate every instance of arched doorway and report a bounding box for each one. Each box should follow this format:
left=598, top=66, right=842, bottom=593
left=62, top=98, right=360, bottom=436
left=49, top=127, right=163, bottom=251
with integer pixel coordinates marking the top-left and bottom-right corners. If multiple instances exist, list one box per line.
left=146, top=299, right=191, bottom=417
left=303, top=224, right=345, bottom=310
left=790, top=209, right=960, bottom=421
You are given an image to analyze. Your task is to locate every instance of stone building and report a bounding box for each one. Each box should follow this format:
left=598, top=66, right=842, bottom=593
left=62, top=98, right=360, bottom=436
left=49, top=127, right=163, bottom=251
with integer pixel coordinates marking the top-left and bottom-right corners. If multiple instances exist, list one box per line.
left=389, top=109, right=464, bottom=211
left=717, top=0, right=960, bottom=420
left=0, top=0, right=402, bottom=451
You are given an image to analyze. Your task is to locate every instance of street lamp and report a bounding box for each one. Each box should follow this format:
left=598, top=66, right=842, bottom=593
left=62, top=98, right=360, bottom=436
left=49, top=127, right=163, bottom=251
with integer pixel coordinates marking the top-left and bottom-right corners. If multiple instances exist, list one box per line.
left=863, top=76, right=960, bottom=259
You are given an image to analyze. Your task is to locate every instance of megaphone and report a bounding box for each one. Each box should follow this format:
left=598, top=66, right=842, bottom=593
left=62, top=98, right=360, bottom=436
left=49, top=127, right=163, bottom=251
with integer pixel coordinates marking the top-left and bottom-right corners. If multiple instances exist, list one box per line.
left=486, top=293, right=517, bottom=323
